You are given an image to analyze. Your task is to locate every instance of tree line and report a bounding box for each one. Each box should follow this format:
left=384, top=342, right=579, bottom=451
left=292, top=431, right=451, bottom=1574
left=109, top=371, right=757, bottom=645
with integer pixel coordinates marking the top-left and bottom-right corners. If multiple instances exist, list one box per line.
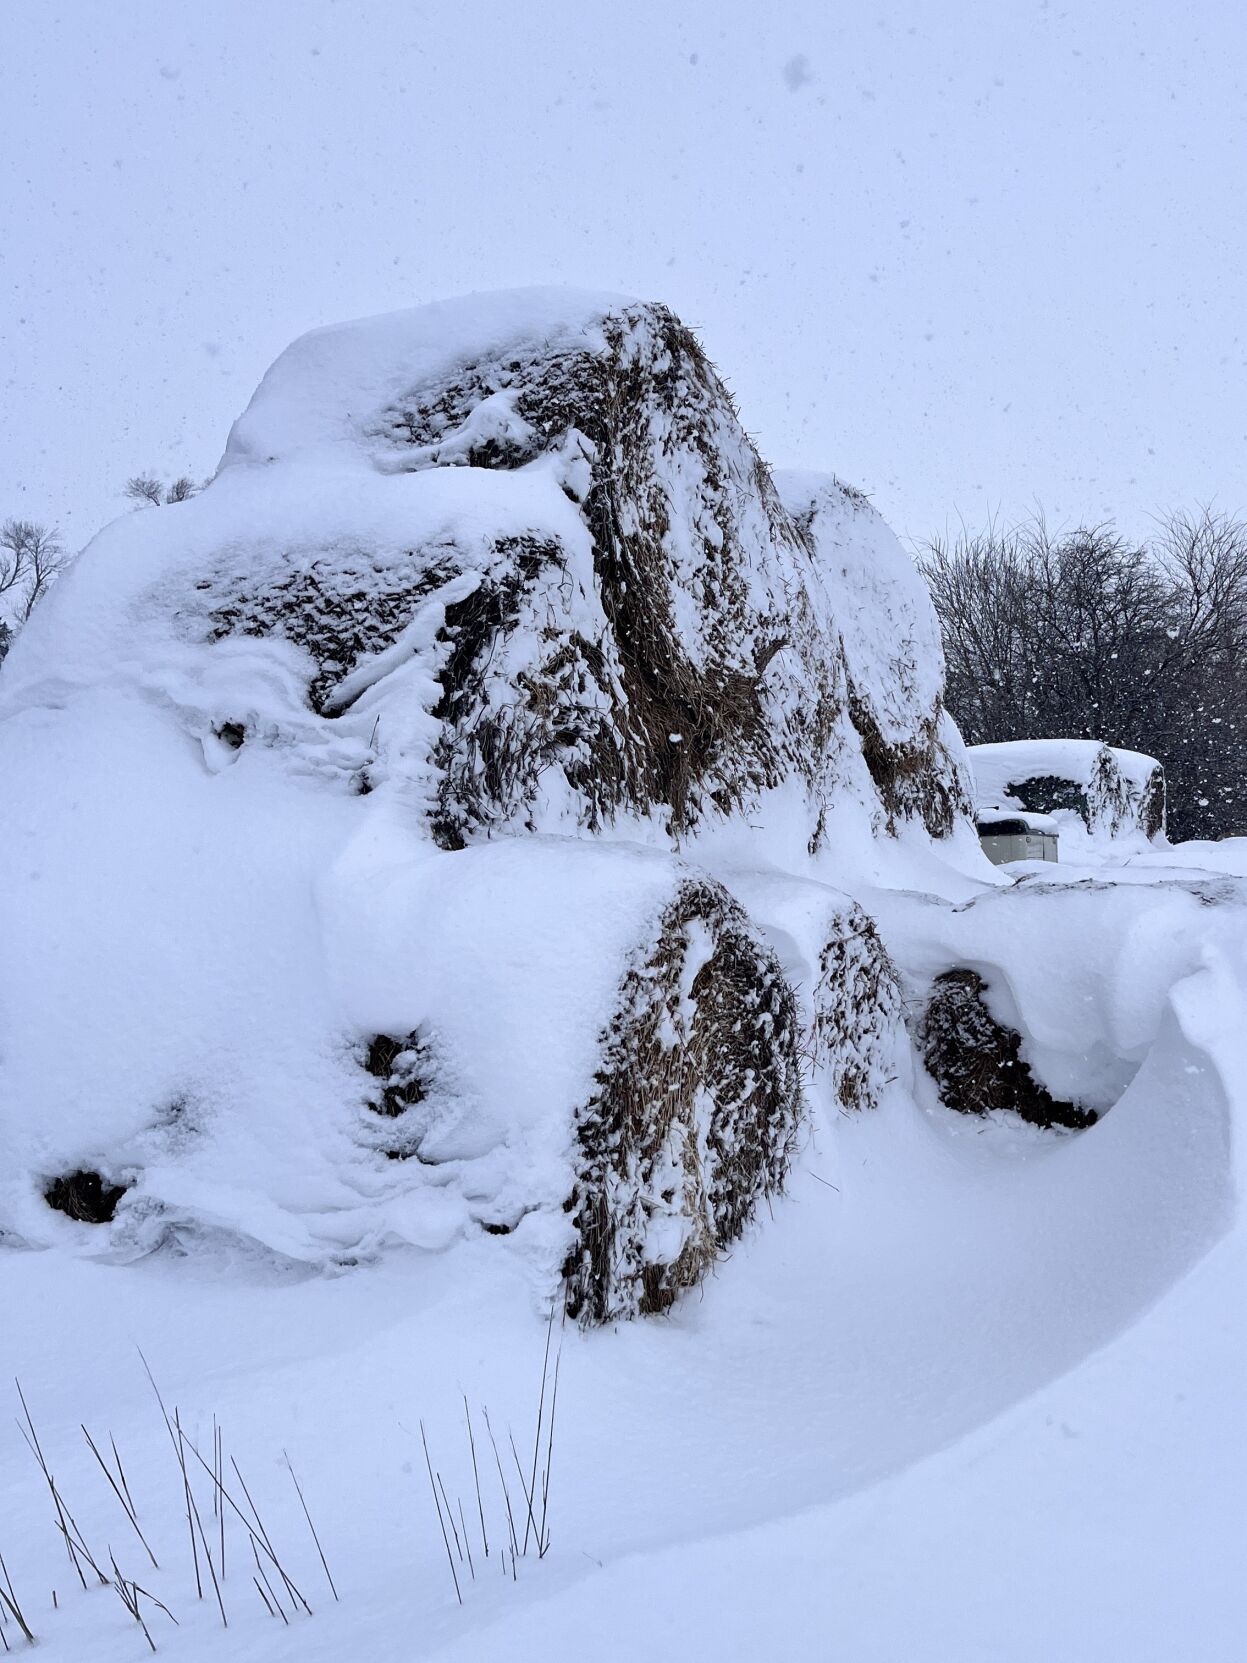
left=0, top=519, right=66, bottom=659
left=921, top=509, right=1247, bottom=841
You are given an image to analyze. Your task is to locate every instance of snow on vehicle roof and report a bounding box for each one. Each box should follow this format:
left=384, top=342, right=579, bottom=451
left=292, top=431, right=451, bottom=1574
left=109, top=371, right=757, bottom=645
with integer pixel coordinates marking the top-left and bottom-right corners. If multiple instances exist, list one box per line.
left=975, top=805, right=1061, bottom=835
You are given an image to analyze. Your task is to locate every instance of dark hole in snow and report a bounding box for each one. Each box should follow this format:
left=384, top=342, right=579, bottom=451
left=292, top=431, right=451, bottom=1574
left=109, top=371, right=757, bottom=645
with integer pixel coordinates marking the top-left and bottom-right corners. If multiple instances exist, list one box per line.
left=44, top=1170, right=129, bottom=1223
left=364, top=1032, right=428, bottom=1117
left=365, top=1032, right=406, bottom=1077
left=216, top=722, right=246, bottom=750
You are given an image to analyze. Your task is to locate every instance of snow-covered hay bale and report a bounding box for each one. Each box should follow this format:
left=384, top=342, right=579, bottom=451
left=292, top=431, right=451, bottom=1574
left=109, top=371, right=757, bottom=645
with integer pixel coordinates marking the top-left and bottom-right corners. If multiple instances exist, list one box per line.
left=563, top=877, right=802, bottom=1323
left=0, top=287, right=973, bottom=1316
left=970, top=739, right=1166, bottom=843
left=777, top=472, right=972, bottom=837
left=807, top=900, right=903, bottom=1113
left=195, top=291, right=855, bottom=848
left=918, top=969, right=1097, bottom=1131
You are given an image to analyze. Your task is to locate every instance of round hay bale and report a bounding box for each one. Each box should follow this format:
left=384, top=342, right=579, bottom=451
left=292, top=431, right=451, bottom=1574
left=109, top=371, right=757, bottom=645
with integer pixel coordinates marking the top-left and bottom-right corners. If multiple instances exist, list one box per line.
left=563, top=878, right=803, bottom=1324
left=808, top=901, right=903, bottom=1113
left=918, top=968, right=1096, bottom=1131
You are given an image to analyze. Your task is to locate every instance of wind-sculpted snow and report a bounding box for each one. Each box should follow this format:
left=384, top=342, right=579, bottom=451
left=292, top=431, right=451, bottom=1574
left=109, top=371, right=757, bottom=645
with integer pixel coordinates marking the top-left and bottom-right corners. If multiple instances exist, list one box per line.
left=874, top=865, right=1247, bottom=1127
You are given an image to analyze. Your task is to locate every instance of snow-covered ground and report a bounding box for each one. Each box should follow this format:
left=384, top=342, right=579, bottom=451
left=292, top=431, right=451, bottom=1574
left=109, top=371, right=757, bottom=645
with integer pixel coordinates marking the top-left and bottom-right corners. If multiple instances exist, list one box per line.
left=3, top=822, right=1244, bottom=1659
left=2, top=292, right=1243, bottom=1661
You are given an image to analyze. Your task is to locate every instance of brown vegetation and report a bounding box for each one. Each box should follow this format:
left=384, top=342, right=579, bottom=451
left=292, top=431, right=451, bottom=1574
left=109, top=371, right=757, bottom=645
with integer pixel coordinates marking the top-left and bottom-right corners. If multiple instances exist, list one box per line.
left=918, top=969, right=1096, bottom=1131
left=563, top=879, right=803, bottom=1323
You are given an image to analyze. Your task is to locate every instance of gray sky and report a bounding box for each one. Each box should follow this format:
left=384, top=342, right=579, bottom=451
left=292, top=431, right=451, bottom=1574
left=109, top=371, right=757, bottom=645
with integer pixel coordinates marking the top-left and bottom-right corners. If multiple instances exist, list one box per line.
left=2, top=0, right=1244, bottom=552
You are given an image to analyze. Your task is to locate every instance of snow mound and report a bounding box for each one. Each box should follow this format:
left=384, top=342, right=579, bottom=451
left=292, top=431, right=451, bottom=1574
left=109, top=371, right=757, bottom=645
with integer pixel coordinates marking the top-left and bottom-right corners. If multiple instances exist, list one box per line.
left=970, top=738, right=1166, bottom=846
left=0, top=288, right=961, bottom=1307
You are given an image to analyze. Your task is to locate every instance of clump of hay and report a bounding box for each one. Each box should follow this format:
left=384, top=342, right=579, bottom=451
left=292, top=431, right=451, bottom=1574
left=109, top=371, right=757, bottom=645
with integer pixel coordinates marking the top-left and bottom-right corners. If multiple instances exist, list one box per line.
left=424, top=536, right=631, bottom=849
left=1139, top=763, right=1167, bottom=839
left=563, top=879, right=804, bottom=1324
left=44, top=1170, right=130, bottom=1223
left=917, top=969, right=1096, bottom=1131
left=201, top=555, right=460, bottom=716
left=846, top=684, right=970, bottom=838
left=363, top=1031, right=428, bottom=1117
left=808, top=902, right=903, bottom=1112
left=357, top=1029, right=438, bottom=1161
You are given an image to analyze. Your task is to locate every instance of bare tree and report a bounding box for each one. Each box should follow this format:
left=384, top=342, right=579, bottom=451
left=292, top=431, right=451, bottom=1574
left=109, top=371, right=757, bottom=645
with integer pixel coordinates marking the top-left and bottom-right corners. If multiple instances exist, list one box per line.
left=0, top=518, right=66, bottom=624
left=124, top=474, right=165, bottom=507
left=921, top=509, right=1247, bottom=840
left=124, top=472, right=202, bottom=506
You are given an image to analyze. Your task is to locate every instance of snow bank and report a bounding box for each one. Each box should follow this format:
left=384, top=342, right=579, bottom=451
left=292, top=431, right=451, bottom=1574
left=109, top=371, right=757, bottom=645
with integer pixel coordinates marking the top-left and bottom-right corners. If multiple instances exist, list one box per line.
left=0, top=704, right=802, bottom=1299
left=2, top=843, right=1241, bottom=1661
left=873, top=863, right=1247, bottom=1128
left=3, top=292, right=1246, bottom=1662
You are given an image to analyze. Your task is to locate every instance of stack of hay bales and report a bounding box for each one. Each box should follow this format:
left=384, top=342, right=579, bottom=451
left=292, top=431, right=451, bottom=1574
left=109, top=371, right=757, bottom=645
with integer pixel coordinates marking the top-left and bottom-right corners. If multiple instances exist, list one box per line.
left=0, top=290, right=969, bottom=1317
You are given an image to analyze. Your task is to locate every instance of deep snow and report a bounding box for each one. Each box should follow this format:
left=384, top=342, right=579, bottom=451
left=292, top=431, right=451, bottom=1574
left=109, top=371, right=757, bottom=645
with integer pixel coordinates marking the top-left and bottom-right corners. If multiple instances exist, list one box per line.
left=2, top=291, right=1244, bottom=1662
left=2, top=824, right=1244, bottom=1660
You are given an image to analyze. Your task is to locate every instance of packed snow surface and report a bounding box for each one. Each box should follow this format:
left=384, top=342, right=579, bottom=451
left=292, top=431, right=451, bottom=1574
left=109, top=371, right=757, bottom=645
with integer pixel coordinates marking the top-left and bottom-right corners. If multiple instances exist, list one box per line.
left=0, top=291, right=1242, bottom=1660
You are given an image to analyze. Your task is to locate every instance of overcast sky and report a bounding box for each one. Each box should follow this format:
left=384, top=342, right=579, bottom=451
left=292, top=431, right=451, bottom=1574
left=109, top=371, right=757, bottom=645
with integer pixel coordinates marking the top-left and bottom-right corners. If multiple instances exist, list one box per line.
left=2, top=0, right=1244, bottom=553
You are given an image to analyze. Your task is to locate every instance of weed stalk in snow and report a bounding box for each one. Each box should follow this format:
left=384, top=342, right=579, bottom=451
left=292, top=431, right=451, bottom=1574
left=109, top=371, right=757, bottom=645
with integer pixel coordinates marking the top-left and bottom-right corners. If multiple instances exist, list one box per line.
left=463, top=1397, right=489, bottom=1559
left=419, top=1420, right=462, bottom=1606
left=0, top=1549, right=35, bottom=1646
left=15, top=1380, right=110, bottom=1589
left=82, top=1424, right=160, bottom=1569
left=284, top=1449, right=338, bottom=1601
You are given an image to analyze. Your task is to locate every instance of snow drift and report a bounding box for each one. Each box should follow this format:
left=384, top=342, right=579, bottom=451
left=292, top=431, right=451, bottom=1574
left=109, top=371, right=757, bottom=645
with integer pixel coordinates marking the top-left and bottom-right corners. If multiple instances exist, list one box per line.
left=0, top=288, right=963, bottom=1313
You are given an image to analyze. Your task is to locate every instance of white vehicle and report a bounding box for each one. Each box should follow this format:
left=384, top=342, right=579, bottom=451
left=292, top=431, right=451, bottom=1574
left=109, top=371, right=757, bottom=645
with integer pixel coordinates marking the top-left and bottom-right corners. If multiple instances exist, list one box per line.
left=975, top=806, right=1060, bottom=865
